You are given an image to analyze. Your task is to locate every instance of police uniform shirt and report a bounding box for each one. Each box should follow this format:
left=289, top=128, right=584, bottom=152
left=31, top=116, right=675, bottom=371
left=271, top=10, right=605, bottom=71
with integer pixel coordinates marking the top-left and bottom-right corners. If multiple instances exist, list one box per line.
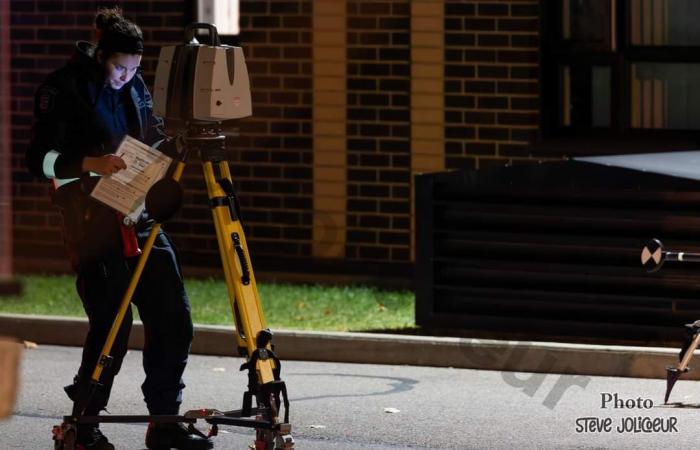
left=95, top=84, right=129, bottom=152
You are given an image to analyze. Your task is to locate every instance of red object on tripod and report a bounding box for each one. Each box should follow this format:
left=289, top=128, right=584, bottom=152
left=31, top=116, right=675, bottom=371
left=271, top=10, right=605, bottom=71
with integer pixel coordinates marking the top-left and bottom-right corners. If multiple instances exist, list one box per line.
left=117, top=213, right=142, bottom=257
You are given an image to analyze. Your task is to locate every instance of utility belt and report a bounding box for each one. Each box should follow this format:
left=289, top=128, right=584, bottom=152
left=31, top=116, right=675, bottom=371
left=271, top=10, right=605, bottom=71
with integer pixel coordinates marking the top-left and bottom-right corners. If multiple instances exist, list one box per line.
left=51, top=180, right=145, bottom=270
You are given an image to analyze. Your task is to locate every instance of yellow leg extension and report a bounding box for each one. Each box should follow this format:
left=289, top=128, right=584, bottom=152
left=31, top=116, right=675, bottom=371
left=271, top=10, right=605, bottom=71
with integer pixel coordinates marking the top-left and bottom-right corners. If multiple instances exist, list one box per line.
left=90, top=161, right=186, bottom=383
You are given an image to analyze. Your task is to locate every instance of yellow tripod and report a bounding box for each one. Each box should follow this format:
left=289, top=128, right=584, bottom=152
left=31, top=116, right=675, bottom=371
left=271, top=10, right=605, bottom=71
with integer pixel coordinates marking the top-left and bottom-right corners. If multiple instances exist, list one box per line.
left=53, top=122, right=294, bottom=450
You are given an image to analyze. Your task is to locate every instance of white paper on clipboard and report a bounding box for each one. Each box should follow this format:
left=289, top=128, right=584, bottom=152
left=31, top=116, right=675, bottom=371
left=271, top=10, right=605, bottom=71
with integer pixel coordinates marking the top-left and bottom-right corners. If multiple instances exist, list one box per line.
left=90, top=135, right=172, bottom=225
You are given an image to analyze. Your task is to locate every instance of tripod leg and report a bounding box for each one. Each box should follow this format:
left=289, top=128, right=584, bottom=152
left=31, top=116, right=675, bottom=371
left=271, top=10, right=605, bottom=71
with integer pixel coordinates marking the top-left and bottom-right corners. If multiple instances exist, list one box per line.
left=54, top=163, right=187, bottom=442
left=202, top=160, right=275, bottom=383
left=89, top=227, right=160, bottom=383
left=202, top=159, right=298, bottom=447
left=58, top=222, right=164, bottom=423
left=73, top=163, right=188, bottom=416
left=89, top=162, right=187, bottom=387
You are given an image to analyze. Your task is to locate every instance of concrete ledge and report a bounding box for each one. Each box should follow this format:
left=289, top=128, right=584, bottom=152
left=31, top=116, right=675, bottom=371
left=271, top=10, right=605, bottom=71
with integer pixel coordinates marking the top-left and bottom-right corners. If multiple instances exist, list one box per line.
left=0, top=313, right=688, bottom=380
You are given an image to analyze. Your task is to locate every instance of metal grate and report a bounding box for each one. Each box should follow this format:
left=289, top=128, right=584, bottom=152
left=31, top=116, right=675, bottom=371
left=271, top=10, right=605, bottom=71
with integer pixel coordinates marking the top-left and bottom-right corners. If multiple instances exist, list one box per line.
left=415, top=161, right=700, bottom=343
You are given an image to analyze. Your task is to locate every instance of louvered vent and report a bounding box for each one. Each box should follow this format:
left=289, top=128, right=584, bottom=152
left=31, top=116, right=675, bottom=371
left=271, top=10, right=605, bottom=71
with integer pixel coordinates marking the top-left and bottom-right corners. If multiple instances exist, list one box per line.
left=415, top=162, right=700, bottom=342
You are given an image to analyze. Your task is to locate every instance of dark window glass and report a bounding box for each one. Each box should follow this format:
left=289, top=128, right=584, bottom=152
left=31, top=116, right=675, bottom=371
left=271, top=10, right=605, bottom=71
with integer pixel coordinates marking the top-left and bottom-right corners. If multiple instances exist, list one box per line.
left=592, top=66, right=611, bottom=127
left=562, top=0, right=613, bottom=49
left=631, top=63, right=700, bottom=130
left=630, top=0, right=700, bottom=46
left=560, top=65, right=611, bottom=128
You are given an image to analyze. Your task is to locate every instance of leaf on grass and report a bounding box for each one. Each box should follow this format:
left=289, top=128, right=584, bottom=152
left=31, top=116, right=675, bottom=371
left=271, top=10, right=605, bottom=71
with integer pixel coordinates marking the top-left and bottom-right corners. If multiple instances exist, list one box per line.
left=296, top=302, right=305, bottom=309
left=324, top=308, right=332, bottom=316
left=378, top=303, right=386, bottom=312
left=383, top=407, right=400, bottom=414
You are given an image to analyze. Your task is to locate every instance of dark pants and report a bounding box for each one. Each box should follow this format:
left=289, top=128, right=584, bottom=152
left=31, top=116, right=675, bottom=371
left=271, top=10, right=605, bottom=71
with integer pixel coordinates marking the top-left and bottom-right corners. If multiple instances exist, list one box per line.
left=71, top=230, right=193, bottom=415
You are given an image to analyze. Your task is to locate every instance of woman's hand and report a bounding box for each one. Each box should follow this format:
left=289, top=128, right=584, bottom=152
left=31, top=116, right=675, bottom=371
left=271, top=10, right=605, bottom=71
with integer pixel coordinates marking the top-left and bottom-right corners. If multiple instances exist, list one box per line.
left=82, top=154, right=127, bottom=176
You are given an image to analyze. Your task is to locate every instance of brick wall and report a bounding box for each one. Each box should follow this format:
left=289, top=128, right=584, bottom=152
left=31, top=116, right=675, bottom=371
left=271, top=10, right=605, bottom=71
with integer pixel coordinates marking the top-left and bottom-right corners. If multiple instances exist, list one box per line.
left=346, top=0, right=412, bottom=263
left=1, top=0, right=11, bottom=279
left=444, top=0, right=539, bottom=171
left=10, top=0, right=541, bottom=280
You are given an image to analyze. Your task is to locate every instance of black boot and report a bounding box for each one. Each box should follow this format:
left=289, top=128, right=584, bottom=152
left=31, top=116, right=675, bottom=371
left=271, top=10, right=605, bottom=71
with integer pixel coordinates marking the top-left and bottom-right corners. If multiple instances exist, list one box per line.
left=145, top=422, right=214, bottom=450
left=76, top=425, right=114, bottom=450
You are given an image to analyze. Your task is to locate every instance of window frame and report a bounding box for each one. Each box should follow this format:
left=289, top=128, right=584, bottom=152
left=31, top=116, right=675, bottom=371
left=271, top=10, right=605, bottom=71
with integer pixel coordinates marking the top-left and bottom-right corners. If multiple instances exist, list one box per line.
left=540, top=0, right=700, bottom=144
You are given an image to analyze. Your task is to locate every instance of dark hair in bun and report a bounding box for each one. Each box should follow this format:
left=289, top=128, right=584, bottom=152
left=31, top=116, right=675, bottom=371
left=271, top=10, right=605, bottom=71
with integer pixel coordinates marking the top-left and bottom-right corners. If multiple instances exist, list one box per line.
left=94, top=7, right=144, bottom=58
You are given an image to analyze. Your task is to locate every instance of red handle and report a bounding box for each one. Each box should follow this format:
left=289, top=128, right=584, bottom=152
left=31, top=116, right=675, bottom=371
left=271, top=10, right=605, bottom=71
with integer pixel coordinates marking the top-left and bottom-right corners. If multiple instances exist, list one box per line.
left=117, top=213, right=142, bottom=257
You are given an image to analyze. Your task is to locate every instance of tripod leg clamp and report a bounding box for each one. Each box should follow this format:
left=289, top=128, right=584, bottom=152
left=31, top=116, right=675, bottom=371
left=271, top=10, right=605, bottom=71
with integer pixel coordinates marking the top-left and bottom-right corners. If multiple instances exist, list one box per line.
left=213, top=178, right=241, bottom=221
left=99, top=354, right=114, bottom=369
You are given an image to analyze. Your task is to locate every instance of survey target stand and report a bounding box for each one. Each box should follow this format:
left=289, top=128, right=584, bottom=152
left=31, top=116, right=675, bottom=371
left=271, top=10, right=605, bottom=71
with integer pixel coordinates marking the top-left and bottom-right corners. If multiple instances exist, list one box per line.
left=52, top=23, right=294, bottom=450
left=641, top=239, right=700, bottom=405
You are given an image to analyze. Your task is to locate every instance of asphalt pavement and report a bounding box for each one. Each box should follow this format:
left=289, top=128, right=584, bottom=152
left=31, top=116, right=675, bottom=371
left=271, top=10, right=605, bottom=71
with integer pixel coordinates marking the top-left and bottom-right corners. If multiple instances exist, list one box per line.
left=4, top=345, right=700, bottom=449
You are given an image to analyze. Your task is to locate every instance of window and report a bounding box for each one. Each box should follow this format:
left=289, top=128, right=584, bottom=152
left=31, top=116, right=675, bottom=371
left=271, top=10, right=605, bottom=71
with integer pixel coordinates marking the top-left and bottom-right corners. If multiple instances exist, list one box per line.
left=541, top=0, right=700, bottom=138
left=562, top=0, right=614, bottom=50
left=196, top=0, right=240, bottom=36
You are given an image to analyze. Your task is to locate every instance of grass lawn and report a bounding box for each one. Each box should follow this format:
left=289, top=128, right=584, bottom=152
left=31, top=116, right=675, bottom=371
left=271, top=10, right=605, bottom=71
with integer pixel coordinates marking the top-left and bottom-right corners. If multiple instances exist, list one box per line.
left=0, top=275, right=415, bottom=332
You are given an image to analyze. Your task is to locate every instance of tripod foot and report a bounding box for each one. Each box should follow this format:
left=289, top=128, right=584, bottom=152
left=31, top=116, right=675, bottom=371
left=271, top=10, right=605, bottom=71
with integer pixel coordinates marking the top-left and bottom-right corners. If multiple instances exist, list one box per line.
left=52, top=423, right=77, bottom=450
left=275, top=430, right=295, bottom=449
left=261, top=426, right=294, bottom=449
left=665, top=367, right=688, bottom=404
left=251, top=431, right=294, bottom=450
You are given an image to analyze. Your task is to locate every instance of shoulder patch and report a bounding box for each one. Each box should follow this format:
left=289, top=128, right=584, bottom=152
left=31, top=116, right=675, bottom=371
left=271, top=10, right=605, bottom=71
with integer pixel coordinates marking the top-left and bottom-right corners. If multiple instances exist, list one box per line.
left=37, top=86, right=58, bottom=114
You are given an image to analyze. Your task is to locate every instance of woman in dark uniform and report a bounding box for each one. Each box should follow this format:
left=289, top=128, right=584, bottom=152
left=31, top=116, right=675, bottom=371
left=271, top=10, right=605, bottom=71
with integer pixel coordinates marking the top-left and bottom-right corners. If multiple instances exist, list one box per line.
left=26, top=8, right=212, bottom=450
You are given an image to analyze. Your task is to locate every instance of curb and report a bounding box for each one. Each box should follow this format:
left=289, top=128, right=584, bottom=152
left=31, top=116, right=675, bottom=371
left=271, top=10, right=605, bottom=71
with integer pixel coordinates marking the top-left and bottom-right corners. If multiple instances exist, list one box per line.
left=0, top=313, right=688, bottom=380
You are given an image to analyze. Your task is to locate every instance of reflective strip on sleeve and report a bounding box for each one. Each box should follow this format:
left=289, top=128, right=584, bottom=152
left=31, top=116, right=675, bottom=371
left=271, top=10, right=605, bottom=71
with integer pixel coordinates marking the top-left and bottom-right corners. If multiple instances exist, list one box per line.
left=52, top=172, right=99, bottom=189
left=52, top=177, right=79, bottom=188
left=43, top=151, right=98, bottom=188
left=43, top=150, right=84, bottom=188
left=42, top=150, right=60, bottom=178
